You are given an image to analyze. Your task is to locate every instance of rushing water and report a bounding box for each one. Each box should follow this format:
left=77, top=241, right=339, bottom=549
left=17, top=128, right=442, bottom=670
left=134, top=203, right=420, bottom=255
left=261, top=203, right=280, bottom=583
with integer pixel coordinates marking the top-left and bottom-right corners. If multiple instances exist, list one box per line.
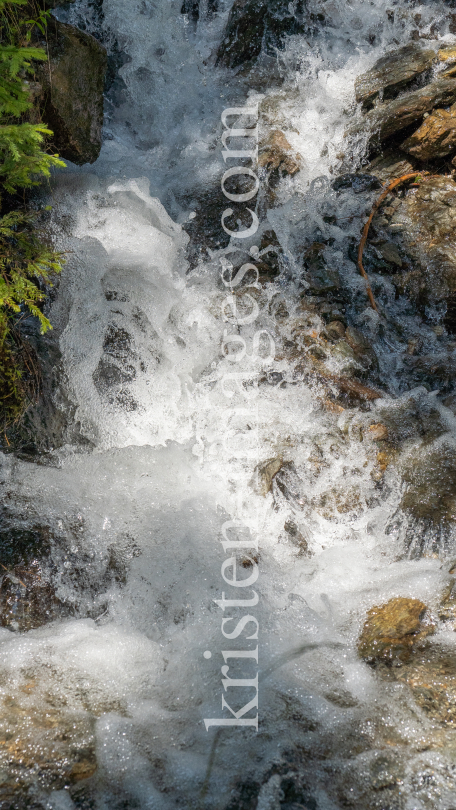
left=3, top=0, right=456, bottom=808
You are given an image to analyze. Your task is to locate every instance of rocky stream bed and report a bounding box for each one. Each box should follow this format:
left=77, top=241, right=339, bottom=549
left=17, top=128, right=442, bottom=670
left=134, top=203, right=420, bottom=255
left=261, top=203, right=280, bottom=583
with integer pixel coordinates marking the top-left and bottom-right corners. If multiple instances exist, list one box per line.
left=6, top=0, right=456, bottom=808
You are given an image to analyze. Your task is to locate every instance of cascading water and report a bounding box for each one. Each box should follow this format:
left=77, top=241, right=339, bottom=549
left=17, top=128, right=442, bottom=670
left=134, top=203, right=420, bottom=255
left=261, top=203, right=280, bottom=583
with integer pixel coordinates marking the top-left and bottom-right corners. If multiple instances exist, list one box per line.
left=3, top=0, right=456, bottom=807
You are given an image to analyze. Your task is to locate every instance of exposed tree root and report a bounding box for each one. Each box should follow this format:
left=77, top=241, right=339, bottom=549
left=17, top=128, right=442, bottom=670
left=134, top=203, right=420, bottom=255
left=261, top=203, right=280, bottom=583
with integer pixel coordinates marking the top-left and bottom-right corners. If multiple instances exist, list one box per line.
left=357, top=172, right=428, bottom=312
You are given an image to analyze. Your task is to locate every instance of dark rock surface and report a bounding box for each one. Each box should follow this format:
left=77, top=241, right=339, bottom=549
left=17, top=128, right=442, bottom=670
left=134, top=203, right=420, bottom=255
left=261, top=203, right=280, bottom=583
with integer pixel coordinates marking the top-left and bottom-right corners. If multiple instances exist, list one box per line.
left=216, top=0, right=307, bottom=69
left=36, top=19, right=107, bottom=165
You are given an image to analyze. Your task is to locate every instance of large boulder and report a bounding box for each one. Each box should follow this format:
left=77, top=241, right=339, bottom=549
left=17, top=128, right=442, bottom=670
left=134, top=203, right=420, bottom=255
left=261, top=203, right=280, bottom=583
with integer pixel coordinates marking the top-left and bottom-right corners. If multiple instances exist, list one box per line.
left=355, top=43, right=436, bottom=110
left=37, top=19, right=107, bottom=165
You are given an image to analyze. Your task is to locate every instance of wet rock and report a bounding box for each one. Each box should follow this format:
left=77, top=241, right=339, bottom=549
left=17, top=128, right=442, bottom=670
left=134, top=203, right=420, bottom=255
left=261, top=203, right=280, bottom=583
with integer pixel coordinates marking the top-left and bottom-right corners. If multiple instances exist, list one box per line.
left=314, top=485, right=362, bottom=518
left=368, top=423, right=389, bottom=441
left=358, top=76, right=456, bottom=148
left=326, top=320, right=346, bottom=341
left=0, top=562, right=62, bottom=632
left=375, top=175, right=456, bottom=326
left=355, top=43, right=436, bottom=110
left=367, top=149, right=414, bottom=183
left=258, top=130, right=301, bottom=177
left=400, top=443, right=456, bottom=530
left=216, top=0, right=306, bottom=70
left=332, top=173, right=381, bottom=193
left=375, top=240, right=403, bottom=268
left=255, top=229, right=282, bottom=280
left=284, top=520, right=310, bottom=555
left=438, top=579, right=456, bottom=622
left=391, top=645, right=456, bottom=725
left=438, top=45, right=456, bottom=64
left=330, top=340, right=361, bottom=376
left=303, top=243, right=340, bottom=295
left=358, top=596, right=434, bottom=663
left=36, top=19, right=107, bottom=164
left=253, top=457, right=283, bottom=496
left=400, top=353, right=456, bottom=392
left=0, top=691, right=98, bottom=792
left=401, top=102, right=456, bottom=160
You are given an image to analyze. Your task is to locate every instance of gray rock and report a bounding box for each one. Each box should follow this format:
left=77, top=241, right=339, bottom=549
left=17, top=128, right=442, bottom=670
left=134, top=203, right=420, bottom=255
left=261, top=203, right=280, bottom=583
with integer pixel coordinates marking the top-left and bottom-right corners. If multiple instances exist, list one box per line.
left=355, top=43, right=436, bottom=109
left=376, top=240, right=403, bottom=267
left=367, top=150, right=414, bottom=183
left=304, top=243, right=340, bottom=294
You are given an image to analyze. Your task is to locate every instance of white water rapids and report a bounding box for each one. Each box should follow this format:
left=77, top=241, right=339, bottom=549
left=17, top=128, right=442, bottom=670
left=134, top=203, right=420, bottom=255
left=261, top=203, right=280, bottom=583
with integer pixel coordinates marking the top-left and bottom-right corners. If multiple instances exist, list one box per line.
left=3, top=0, right=456, bottom=807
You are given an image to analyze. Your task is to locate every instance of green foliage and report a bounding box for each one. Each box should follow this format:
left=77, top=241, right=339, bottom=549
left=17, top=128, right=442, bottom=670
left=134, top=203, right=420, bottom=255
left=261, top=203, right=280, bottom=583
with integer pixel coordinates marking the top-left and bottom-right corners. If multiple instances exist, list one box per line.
left=0, top=208, right=62, bottom=334
left=0, top=0, right=65, bottom=427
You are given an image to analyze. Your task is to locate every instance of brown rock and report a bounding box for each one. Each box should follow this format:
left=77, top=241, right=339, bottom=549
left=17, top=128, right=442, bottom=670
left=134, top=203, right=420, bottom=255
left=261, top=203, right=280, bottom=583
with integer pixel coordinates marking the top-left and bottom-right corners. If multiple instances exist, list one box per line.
left=358, top=597, right=434, bottom=663
left=387, top=175, right=456, bottom=315
left=358, top=76, right=456, bottom=146
left=0, top=562, right=63, bottom=632
left=438, top=45, right=456, bottom=63
left=326, top=320, right=346, bottom=341
left=368, top=423, right=389, bottom=441
left=355, top=43, right=436, bottom=109
left=253, top=456, right=283, bottom=496
left=258, top=130, right=301, bottom=177
left=401, top=103, right=456, bottom=160
left=36, top=19, right=107, bottom=165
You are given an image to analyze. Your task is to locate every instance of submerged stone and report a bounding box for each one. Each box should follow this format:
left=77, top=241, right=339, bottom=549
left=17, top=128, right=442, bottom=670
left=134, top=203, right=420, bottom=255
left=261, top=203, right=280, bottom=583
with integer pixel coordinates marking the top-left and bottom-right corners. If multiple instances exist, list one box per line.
left=332, top=173, right=381, bottom=193
left=0, top=562, right=62, bottom=632
left=304, top=243, right=341, bottom=294
left=358, top=596, right=433, bottom=663
left=355, top=43, right=436, bottom=109
left=389, top=645, right=456, bottom=725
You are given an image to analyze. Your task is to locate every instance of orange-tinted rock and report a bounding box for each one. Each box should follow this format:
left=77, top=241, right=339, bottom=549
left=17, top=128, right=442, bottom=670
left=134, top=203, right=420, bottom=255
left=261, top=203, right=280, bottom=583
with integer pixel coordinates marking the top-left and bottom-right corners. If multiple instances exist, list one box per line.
left=358, top=597, right=434, bottom=663
left=368, top=423, right=389, bottom=441
left=401, top=104, right=456, bottom=160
